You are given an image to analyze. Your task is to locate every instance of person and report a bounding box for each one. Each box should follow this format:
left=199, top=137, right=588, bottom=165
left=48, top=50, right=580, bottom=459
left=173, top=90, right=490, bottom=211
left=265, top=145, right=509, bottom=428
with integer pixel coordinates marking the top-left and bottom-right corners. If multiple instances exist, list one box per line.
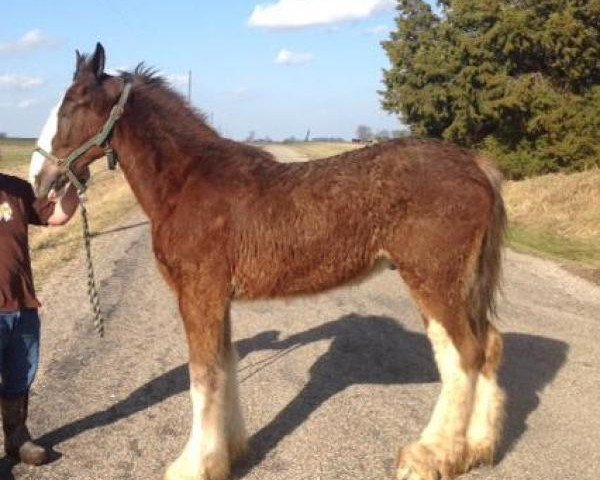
left=0, top=168, right=80, bottom=465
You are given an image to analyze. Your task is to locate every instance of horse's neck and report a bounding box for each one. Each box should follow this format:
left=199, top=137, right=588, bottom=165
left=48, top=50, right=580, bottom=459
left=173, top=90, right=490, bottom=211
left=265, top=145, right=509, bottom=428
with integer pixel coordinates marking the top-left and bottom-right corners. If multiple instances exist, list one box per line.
left=112, top=126, right=196, bottom=220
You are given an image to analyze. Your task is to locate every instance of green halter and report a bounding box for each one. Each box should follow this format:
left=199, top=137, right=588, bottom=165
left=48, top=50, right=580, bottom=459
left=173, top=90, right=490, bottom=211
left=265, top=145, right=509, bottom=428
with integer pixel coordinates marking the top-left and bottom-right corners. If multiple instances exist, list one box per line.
left=34, top=82, right=132, bottom=193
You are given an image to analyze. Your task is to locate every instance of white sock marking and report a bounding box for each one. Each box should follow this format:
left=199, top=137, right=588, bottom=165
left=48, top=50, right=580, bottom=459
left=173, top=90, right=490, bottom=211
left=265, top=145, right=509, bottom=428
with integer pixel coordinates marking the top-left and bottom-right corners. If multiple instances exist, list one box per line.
left=422, top=320, right=475, bottom=446
left=468, top=373, right=503, bottom=448
left=168, top=377, right=228, bottom=478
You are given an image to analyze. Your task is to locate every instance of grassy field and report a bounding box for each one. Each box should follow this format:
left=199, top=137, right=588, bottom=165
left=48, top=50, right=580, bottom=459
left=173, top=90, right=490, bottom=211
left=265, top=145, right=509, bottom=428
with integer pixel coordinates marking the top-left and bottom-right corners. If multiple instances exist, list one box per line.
left=280, top=142, right=362, bottom=160
left=504, top=170, right=600, bottom=282
left=0, top=138, right=138, bottom=280
left=0, top=138, right=38, bottom=169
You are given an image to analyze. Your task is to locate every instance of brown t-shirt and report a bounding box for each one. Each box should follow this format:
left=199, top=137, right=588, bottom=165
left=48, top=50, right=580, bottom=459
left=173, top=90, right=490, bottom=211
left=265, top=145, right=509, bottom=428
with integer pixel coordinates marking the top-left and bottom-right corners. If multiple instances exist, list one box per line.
left=0, top=173, right=54, bottom=312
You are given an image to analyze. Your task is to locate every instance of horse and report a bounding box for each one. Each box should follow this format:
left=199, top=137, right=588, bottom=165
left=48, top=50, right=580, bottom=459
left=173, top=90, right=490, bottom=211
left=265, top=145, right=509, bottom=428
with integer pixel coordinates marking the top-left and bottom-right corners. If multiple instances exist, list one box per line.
left=31, top=43, right=506, bottom=480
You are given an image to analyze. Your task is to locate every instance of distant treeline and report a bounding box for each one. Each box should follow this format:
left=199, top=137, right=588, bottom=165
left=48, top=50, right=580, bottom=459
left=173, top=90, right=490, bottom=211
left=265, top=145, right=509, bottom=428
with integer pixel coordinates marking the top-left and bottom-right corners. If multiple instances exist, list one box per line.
left=0, top=136, right=36, bottom=143
left=282, top=136, right=347, bottom=144
left=310, top=137, right=347, bottom=143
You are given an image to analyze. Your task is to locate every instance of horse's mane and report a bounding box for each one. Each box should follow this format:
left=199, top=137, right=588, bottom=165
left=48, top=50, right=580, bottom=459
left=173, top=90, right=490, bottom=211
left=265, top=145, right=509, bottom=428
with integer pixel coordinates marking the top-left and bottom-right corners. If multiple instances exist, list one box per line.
left=100, top=62, right=275, bottom=173
left=120, top=63, right=167, bottom=88
left=113, top=63, right=227, bottom=164
left=119, top=63, right=211, bottom=127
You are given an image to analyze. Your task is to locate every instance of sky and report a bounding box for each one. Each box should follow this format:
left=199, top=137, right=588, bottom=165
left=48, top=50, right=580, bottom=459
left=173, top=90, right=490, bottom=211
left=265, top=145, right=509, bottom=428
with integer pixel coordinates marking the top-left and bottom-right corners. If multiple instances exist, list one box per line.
left=0, top=0, right=416, bottom=141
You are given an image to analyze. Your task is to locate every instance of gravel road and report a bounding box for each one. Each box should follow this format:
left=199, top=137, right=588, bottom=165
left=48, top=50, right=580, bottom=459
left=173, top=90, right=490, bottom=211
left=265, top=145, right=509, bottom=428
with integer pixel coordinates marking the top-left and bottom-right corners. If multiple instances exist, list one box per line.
left=2, top=146, right=599, bottom=480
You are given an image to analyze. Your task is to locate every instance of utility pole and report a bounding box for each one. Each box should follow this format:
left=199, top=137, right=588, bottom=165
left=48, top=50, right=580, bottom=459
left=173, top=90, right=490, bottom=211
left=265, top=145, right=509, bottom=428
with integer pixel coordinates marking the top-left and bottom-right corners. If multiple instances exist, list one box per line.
left=187, top=70, right=192, bottom=103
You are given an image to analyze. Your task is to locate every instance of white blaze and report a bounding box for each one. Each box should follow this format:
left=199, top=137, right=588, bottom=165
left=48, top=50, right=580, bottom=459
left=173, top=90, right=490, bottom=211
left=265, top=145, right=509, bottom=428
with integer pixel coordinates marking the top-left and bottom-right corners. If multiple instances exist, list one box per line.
left=29, top=95, right=63, bottom=185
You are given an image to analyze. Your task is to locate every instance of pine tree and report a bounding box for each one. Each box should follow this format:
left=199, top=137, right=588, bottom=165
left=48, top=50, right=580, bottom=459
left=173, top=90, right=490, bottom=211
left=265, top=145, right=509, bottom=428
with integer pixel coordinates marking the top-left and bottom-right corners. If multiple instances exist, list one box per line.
left=381, top=0, right=600, bottom=178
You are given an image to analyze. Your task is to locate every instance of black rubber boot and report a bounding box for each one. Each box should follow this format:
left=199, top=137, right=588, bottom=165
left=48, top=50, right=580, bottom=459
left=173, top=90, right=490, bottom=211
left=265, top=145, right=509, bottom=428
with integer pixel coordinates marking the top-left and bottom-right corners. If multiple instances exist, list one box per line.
left=1, top=394, right=47, bottom=465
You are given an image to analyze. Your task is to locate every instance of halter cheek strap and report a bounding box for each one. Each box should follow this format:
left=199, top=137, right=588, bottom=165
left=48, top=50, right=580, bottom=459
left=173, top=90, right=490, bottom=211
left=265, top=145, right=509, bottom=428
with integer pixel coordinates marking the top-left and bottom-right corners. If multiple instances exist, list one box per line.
left=34, top=82, right=132, bottom=193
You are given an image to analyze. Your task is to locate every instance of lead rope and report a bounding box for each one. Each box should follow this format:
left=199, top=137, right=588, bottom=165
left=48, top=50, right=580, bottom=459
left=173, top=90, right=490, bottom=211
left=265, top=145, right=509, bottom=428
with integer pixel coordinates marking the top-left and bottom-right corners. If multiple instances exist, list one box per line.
left=78, top=192, right=105, bottom=337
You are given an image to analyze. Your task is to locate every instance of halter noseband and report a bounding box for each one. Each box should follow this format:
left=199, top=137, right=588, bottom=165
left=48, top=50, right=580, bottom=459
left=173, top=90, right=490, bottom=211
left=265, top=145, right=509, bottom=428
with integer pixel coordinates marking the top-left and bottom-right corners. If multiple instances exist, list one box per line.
left=34, top=82, right=132, bottom=193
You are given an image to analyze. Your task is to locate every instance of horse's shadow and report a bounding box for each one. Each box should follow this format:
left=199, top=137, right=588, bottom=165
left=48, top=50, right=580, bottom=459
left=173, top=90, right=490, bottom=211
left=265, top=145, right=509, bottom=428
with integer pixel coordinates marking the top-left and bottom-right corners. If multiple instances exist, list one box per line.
left=234, top=315, right=439, bottom=473
left=0, top=313, right=567, bottom=478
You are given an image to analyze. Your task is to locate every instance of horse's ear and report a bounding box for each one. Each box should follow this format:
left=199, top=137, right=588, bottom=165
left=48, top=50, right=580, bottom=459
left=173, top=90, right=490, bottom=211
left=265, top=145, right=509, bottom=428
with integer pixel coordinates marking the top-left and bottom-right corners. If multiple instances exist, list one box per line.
left=74, top=49, right=85, bottom=79
left=90, top=42, right=106, bottom=79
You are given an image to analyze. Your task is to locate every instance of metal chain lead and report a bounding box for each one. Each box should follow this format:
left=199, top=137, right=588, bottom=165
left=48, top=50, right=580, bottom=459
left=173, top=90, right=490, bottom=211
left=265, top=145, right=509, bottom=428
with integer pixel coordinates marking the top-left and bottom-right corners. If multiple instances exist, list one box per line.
left=78, top=193, right=105, bottom=336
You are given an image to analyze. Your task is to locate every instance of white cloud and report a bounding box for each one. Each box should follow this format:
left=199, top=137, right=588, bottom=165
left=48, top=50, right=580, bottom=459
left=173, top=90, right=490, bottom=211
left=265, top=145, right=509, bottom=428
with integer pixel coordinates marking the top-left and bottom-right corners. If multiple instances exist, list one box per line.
left=0, top=74, right=45, bottom=90
left=0, top=98, right=41, bottom=109
left=0, top=29, right=58, bottom=54
left=274, top=49, right=314, bottom=65
left=105, top=68, right=189, bottom=88
left=365, top=24, right=391, bottom=35
left=249, top=0, right=395, bottom=29
left=165, top=73, right=189, bottom=87
left=106, top=66, right=131, bottom=76
left=17, top=98, right=40, bottom=109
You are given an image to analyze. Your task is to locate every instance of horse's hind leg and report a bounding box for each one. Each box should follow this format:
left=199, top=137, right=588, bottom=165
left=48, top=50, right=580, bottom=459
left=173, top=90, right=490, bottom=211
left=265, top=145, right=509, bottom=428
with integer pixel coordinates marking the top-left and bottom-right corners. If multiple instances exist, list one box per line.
left=389, top=245, right=485, bottom=480
left=466, top=323, right=505, bottom=468
left=164, top=278, right=246, bottom=480
left=396, top=309, right=481, bottom=480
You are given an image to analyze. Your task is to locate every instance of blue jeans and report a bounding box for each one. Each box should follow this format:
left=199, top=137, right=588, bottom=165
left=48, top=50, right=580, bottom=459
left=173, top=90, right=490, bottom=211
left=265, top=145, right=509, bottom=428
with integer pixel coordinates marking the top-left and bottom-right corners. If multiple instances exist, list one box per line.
left=0, top=310, right=40, bottom=398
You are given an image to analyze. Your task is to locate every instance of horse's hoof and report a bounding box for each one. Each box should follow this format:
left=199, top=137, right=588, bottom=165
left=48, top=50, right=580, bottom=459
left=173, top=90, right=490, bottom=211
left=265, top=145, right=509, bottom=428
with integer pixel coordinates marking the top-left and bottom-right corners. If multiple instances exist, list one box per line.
left=164, top=451, right=230, bottom=480
left=465, top=441, right=495, bottom=469
left=396, top=442, right=461, bottom=480
left=397, top=462, right=431, bottom=480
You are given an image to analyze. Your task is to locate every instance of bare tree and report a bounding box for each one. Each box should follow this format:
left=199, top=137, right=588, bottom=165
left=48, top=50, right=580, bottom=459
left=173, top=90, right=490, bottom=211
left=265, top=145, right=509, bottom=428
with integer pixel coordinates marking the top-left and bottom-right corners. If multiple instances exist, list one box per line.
left=355, top=125, right=373, bottom=142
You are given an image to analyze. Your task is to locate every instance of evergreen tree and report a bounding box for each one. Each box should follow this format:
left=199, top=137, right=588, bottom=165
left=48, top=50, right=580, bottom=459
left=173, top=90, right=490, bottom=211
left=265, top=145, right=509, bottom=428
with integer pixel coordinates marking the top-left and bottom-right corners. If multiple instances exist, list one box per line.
left=381, top=0, right=600, bottom=178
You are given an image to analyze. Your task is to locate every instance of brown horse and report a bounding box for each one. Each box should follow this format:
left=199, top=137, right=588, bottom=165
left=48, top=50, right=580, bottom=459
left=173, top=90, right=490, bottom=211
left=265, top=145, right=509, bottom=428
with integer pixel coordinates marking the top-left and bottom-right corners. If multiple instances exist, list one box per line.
left=32, top=44, right=506, bottom=480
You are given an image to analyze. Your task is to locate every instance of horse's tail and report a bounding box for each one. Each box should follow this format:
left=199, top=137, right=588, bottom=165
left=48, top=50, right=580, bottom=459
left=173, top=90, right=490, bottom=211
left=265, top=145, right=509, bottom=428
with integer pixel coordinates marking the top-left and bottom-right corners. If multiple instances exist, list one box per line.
left=469, top=156, right=507, bottom=340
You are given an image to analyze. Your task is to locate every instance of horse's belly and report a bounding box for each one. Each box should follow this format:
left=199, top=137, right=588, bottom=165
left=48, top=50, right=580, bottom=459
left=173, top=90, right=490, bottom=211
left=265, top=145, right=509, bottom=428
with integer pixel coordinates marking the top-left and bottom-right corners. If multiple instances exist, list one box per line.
left=232, top=251, right=391, bottom=299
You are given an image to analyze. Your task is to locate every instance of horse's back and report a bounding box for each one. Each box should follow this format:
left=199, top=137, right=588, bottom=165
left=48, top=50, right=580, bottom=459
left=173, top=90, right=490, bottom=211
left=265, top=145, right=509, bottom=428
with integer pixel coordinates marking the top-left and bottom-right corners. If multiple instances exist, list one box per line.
left=223, top=139, right=499, bottom=299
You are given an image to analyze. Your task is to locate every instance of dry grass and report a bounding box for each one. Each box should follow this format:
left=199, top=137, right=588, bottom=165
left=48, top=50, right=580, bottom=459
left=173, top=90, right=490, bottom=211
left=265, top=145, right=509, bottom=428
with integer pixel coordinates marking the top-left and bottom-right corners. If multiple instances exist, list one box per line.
left=30, top=172, right=137, bottom=279
left=282, top=142, right=362, bottom=160
left=504, top=169, right=600, bottom=282
left=505, top=170, right=600, bottom=243
left=0, top=138, right=36, bottom=170
left=0, top=138, right=138, bottom=280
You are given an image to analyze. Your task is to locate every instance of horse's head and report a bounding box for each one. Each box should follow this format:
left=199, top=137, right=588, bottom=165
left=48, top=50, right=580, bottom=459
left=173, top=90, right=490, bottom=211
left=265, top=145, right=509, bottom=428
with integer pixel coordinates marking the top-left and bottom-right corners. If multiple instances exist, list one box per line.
left=31, top=43, right=126, bottom=198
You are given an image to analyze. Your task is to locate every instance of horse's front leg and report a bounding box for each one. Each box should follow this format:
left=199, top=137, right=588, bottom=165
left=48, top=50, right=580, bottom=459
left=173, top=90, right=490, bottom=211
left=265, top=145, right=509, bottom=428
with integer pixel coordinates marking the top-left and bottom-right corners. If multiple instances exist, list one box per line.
left=165, top=277, right=246, bottom=480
